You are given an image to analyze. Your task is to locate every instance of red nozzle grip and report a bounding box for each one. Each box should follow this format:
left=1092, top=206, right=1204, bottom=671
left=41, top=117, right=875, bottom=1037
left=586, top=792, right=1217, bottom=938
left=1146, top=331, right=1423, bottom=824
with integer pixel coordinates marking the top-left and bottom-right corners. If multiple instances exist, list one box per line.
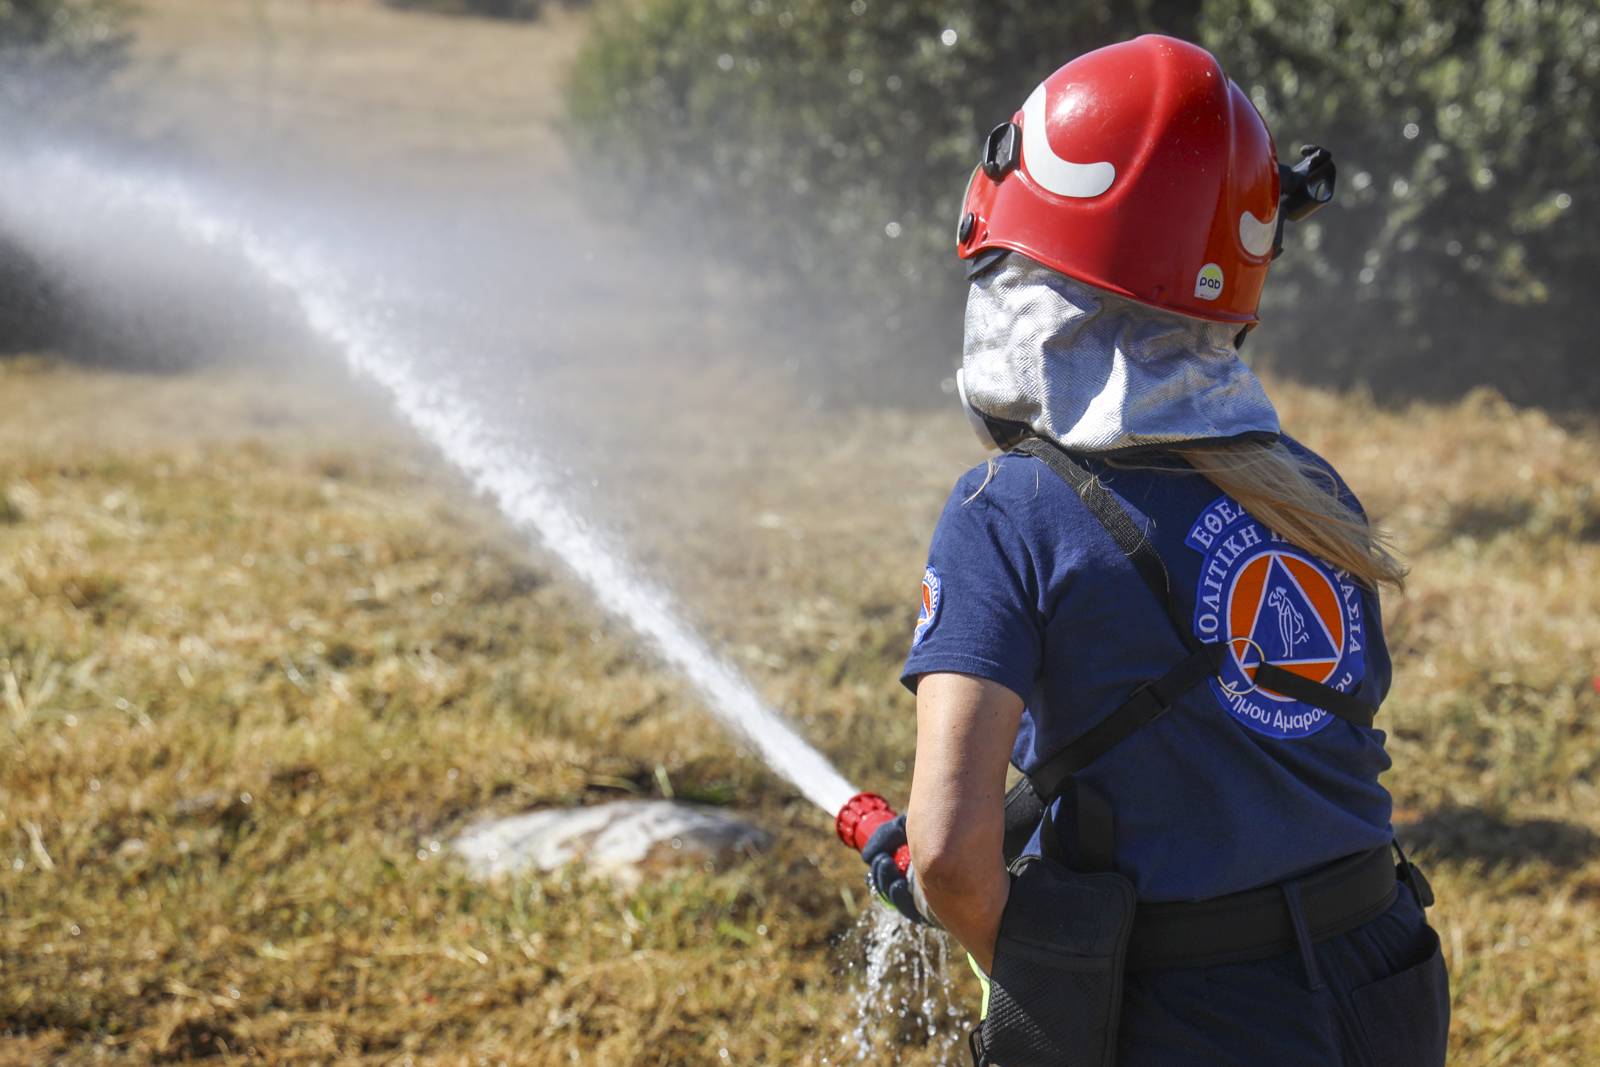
left=836, top=792, right=911, bottom=873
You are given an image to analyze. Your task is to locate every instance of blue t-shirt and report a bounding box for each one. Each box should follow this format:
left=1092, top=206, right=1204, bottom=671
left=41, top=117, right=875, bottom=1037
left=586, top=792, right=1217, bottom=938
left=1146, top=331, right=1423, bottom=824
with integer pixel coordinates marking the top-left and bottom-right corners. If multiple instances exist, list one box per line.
left=901, top=443, right=1394, bottom=903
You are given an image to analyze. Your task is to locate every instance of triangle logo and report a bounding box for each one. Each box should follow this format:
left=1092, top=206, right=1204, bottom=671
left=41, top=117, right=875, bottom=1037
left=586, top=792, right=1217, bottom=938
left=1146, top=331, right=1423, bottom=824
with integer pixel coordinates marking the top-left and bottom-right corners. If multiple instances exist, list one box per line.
left=1240, top=556, right=1340, bottom=677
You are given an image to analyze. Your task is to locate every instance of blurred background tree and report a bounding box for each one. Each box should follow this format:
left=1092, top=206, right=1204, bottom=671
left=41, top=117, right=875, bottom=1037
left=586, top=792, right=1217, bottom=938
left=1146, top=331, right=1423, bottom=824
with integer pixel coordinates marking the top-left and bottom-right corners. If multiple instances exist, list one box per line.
left=1211, top=0, right=1599, bottom=402
left=570, top=0, right=1599, bottom=407
left=1, top=0, right=130, bottom=354
left=568, top=0, right=1196, bottom=398
left=0, top=0, right=128, bottom=118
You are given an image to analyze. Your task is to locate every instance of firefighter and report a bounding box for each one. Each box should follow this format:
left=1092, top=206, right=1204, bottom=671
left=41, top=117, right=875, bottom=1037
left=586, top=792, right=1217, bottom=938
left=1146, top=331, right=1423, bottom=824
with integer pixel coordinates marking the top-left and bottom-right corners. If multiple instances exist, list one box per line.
left=854, top=35, right=1450, bottom=1067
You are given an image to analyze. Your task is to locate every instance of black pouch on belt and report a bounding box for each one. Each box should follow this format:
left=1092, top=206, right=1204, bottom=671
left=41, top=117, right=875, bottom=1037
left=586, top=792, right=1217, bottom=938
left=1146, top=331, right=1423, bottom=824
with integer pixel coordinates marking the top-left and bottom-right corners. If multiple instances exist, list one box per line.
left=970, top=853, right=1136, bottom=1067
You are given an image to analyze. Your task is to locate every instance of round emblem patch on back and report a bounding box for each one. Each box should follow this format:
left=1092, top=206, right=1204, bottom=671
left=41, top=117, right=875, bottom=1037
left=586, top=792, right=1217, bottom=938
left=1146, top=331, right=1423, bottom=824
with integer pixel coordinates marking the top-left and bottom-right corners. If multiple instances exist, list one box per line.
left=913, top=566, right=942, bottom=647
left=1184, top=496, right=1366, bottom=739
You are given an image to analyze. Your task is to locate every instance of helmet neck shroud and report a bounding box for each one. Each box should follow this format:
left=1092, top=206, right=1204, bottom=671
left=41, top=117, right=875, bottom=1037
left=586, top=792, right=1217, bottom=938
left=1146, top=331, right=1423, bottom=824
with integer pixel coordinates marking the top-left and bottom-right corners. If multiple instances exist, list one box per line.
left=959, top=253, right=1281, bottom=456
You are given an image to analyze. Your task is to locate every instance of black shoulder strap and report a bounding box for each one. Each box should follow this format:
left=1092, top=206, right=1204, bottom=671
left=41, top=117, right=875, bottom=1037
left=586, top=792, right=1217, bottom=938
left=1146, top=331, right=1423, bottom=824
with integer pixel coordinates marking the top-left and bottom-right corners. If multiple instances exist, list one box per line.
left=1013, top=438, right=1198, bottom=649
left=1003, top=436, right=1380, bottom=868
left=1012, top=436, right=1374, bottom=731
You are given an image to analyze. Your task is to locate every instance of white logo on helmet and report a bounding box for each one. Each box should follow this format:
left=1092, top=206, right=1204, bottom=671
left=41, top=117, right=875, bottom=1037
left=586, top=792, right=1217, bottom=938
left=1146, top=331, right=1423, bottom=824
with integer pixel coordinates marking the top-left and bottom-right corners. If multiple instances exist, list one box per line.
left=1020, top=83, right=1116, bottom=199
left=1238, top=208, right=1277, bottom=258
left=1195, top=263, right=1225, bottom=300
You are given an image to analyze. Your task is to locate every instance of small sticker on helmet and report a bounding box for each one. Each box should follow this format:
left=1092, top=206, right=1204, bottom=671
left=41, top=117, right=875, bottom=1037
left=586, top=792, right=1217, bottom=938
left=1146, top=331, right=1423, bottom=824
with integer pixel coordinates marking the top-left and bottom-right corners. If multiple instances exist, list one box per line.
left=1194, top=263, right=1225, bottom=301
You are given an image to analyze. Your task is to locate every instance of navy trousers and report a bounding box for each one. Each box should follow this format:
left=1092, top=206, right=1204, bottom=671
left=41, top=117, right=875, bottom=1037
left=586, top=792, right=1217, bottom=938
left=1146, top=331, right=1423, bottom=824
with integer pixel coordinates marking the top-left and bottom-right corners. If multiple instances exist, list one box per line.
left=1117, top=884, right=1450, bottom=1067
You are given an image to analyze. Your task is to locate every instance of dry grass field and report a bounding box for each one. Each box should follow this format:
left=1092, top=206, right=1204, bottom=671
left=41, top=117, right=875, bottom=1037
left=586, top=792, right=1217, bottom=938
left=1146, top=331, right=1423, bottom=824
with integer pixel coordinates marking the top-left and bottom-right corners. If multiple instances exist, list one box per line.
left=3, top=1, right=1599, bottom=1064
left=2, top=356, right=1598, bottom=1065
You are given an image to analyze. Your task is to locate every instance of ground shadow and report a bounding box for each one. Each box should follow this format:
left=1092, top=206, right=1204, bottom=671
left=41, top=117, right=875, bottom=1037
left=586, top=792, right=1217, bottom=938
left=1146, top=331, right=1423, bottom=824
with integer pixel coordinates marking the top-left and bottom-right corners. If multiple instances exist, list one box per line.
left=1398, top=805, right=1600, bottom=870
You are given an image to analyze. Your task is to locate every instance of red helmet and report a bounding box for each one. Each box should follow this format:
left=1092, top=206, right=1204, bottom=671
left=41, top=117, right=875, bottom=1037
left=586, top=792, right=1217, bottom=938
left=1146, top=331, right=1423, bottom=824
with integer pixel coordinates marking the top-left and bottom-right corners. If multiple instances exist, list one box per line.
left=957, top=35, right=1281, bottom=324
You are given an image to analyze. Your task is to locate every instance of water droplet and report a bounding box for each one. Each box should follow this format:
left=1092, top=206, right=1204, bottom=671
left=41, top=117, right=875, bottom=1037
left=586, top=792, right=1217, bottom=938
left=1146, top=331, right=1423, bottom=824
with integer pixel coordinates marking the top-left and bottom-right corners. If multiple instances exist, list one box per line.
left=940, top=27, right=958, bottom=46
left=1556, top=192, right=1572, bottom=210
left=883, top=221, right=902, bottom=238
left=1402, top=122, right=1419, bottom=139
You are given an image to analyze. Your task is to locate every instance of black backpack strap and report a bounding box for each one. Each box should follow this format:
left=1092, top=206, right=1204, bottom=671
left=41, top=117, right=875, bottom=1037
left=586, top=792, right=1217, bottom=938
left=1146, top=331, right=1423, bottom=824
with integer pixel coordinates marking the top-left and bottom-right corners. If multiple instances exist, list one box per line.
left=1011, top=436, right=1375, bottom=728
left=1000, top=436, right=1379, bottom=869
left=1252, top=662, right=1375, bottom=727
left=1028, top=645, right=1223, bottom=802
left=1001, top=643, right=1223, bottom=864
left=1013, top=438, right=1196, bottom=648
left=1001, top=776, right=1045, bottom=861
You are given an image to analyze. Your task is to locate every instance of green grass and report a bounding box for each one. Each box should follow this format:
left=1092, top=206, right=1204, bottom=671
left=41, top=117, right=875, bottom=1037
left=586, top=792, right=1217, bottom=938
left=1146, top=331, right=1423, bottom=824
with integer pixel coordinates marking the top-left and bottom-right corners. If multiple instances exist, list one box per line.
left=1, top=356, right=1597, bottom=1064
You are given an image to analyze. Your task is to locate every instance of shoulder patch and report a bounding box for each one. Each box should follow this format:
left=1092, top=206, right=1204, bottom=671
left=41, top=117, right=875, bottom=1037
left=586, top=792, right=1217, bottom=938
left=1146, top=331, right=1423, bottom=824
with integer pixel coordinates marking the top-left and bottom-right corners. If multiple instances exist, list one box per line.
left=912, top=566, right=942, bottom=647
left=1185, top=496, right=1367, bottom=740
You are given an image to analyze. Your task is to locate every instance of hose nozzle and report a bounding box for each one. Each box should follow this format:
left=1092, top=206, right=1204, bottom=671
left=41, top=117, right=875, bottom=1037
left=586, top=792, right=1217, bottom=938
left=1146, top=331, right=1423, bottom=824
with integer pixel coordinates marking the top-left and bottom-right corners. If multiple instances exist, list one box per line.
left=836, top=791, right=911, bottom=873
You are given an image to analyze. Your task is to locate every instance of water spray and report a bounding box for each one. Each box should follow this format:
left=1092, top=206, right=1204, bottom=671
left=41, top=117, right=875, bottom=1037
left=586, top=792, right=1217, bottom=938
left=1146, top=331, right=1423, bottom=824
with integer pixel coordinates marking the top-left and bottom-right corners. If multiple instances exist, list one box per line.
left=0, top=147, right=859, bottom=817
left=0, top=144, right=949, bottom=1058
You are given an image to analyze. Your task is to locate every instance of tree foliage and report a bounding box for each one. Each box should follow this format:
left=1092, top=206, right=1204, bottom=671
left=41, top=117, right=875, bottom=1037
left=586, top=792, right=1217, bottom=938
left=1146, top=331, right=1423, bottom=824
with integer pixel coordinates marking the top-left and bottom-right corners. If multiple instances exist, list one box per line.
left=569, top=0, right=1195, bottom=395
left=0, top=0, right=129, bottom=354
left=570, top=0, right=1600, bottom=406
left=1208, top=0, right=1599, bottom=400
left=0, top=0, right=128, bottom=118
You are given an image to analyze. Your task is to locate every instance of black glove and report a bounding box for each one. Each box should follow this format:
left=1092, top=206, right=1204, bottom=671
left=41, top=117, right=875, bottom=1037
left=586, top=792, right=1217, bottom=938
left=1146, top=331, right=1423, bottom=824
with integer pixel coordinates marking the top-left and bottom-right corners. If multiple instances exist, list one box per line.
left=860, top=813, right=927, bottom=925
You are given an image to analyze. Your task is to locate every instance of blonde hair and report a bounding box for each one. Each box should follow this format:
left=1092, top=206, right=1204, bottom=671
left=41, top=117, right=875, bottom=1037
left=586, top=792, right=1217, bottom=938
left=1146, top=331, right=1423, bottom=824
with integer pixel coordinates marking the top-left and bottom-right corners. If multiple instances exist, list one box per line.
left=1169, top=440, right=1407, bottom=591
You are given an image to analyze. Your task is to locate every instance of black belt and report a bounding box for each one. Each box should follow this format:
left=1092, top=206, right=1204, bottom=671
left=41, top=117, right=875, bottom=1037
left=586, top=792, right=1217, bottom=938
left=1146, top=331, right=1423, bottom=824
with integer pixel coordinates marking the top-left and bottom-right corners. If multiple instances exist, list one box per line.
left=1126, top=845, right=1407, bottom=971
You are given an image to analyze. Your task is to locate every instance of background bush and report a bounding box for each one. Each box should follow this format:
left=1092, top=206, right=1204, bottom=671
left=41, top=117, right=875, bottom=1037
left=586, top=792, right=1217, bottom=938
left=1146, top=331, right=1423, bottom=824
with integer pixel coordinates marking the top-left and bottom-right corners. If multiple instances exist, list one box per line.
left=0, top=0, right=127, bottom=119
left=570, top=0, right=1599, bottom=407
left=1208, top=0, right=1599, bottom=403
left=0, top=0, right=129, bottom=355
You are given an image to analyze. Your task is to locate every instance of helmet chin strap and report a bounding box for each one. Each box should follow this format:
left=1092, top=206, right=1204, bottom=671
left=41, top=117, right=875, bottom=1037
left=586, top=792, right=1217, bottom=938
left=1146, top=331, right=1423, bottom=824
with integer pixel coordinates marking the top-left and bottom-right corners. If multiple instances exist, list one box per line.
left=956, top=368, right=1029, bottom=452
